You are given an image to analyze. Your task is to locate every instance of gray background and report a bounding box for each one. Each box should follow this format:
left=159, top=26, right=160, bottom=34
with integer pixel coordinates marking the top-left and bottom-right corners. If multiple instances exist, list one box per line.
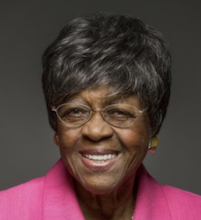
left=0, top=0, right=201, bottom=195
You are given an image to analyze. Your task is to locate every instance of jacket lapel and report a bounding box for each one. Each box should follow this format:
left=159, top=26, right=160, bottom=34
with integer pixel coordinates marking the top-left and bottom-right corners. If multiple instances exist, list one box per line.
left=42, top=160, right=172, bottom=220
left=42, top=160, right=85, bottom=220
left=133, top=165, right=172, bottom=220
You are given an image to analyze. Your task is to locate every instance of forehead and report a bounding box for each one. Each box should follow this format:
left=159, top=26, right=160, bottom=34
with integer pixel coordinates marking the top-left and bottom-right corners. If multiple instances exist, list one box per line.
left=66, top=86, right=141, bottom=108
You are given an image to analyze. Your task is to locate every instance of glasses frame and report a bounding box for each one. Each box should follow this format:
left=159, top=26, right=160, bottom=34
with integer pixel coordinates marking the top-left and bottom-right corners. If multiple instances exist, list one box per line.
left=51, top=102, right=146, bottom=128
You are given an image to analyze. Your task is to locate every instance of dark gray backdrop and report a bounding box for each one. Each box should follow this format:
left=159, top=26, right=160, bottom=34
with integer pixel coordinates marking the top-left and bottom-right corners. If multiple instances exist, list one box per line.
left=0, top=0, right=201, bottom=194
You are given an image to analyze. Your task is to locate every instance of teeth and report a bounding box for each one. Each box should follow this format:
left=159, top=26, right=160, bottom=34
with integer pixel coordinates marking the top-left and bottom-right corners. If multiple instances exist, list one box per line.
left=83, top=154, right=117, bottom=161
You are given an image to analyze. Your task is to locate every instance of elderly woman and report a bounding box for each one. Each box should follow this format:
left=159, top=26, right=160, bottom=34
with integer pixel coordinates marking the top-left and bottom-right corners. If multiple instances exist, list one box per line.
left=0, top=13, right=201, bottom=220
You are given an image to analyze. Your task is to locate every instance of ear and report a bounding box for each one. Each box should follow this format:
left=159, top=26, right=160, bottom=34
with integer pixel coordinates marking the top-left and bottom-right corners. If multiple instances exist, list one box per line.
left=54, top=134, right=59, bottom=146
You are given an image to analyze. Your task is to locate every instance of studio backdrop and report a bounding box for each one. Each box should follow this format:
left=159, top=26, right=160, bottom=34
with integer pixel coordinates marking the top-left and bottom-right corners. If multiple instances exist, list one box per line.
left=0, top=0, right=201, bottom=195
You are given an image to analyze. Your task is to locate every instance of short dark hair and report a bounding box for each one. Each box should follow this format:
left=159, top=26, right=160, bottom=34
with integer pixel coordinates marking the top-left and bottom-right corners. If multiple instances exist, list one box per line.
left=42, top=12, right=171, bottom=136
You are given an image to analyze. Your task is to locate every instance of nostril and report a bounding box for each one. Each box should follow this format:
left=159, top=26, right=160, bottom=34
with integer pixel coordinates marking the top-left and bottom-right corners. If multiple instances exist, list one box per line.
left=81, top=119, right=113, bottom=141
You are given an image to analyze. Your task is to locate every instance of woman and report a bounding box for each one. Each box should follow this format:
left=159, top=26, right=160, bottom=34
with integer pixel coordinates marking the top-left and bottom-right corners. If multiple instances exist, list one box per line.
left=0, top=13, right=201, bottom=220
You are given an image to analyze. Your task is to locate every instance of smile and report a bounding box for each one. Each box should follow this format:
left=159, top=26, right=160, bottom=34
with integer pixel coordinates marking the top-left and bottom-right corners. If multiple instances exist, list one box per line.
left=83, top=154, right=117, bottom=162
left=80, top=152, right=119, bottom=170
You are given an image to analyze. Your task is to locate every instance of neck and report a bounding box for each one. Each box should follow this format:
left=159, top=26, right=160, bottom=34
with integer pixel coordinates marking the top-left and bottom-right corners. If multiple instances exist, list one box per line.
left=74, top=175, right=137, bottom=220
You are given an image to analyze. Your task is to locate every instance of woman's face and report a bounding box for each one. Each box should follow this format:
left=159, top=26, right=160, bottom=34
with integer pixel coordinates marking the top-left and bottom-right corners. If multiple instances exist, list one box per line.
left=56, top=87, right=150, bottom=194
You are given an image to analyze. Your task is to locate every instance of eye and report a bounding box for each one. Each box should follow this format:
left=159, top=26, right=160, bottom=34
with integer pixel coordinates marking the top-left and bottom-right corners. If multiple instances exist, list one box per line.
left=67, top=108, right=84, bottom=115
left=106, top=108, right=135, bottom=120
left=59, top=107, right=89, bottom=121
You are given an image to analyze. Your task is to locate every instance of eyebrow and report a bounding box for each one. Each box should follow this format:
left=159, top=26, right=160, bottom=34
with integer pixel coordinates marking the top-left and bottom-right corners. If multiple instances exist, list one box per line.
left=64, top=95, right=126, bottom=106
left=104, top=97, right=125, bottom=105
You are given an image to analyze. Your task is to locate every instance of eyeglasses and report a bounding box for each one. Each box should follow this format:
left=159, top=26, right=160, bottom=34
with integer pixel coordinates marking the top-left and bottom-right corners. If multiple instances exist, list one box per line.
left=51, top=102, right=146, bottom=128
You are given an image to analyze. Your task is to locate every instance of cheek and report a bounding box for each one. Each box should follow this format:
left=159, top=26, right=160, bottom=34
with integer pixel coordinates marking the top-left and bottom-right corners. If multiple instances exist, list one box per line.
left=118, top=123, right=150, bottom=152
left=106, top=127, right=149, bottom=180
left=57, top=128, right=83, bottom=176
left=115, top=120, right=150, bottom=174
left=57, top=126, right=81, bottom=154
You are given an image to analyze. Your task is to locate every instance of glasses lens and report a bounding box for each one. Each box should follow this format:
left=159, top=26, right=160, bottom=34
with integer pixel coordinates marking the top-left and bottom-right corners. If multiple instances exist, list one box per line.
left=103, top=104, right=141, bottom=128
left=56, top=103, right=91, bottom=127
left=54, top=103, right=144, bottom=128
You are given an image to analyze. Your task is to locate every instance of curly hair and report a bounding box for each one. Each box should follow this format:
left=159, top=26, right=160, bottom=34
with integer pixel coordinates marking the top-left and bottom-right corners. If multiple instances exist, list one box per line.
left=42, top=12, right=171, bottom=136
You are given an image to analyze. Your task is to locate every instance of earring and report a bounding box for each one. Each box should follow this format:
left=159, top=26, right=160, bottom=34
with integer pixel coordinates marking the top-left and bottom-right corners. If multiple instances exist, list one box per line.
left=148, top=137, right=158, bottom=153
left=54, top=134, right=59, bottom=145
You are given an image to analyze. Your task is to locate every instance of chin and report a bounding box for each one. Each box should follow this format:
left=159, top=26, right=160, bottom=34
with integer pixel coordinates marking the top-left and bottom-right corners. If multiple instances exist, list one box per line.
left=76, top=176, right=124, bottom=195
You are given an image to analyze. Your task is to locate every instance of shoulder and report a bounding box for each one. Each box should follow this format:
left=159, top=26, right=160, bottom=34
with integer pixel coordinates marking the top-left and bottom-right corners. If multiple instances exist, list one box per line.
left=0, top=176, right=44, bottom=219
left=140, top=165, right=201, bottom=208
left=138, top=165, right=201, bottom=219
left=161, top=184, right=201, bottom=206
left=0, top=176, right=44, bottom=197
left=160, top=184, right=201, bottom=218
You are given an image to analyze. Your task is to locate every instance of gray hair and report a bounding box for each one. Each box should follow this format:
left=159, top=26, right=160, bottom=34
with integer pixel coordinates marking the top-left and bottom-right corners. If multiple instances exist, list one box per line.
left=42, top=12, right=171, bottom=136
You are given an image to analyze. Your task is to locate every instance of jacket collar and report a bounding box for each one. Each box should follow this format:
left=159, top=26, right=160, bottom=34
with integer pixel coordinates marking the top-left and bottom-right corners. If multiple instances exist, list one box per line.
left=43, top=160, right=85, bottom=220
left=133, top=165, right=172, bottom=219
left=42, top=160, right=172, bottom=220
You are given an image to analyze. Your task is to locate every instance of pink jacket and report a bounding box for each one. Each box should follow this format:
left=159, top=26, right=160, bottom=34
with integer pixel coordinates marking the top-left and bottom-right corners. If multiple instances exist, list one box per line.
left=0, top=159, right=201, bottom=219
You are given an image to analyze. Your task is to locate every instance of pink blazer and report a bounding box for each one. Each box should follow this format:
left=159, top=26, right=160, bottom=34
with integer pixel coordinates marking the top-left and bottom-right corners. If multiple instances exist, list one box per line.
left=0, top=160, right=201, bottom=219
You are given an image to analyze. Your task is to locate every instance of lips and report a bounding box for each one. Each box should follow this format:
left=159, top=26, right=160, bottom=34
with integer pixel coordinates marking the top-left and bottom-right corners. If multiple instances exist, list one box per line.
left=80, top=150, right=119, bottom=171
left=83, top=153, right=117, bottom=162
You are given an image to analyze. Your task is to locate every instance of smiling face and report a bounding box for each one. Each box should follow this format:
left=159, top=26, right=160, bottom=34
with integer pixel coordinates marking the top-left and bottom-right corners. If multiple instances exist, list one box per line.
left=55, top=86, right=150, bottom=194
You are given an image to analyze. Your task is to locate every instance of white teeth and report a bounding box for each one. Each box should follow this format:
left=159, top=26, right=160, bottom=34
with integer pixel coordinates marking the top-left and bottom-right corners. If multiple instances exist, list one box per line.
left=84, top=154, right=117, bottom=161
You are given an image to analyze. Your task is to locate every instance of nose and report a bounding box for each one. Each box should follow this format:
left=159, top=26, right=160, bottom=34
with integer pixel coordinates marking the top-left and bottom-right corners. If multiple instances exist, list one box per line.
left=81, top=112, right=113, bottom=141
